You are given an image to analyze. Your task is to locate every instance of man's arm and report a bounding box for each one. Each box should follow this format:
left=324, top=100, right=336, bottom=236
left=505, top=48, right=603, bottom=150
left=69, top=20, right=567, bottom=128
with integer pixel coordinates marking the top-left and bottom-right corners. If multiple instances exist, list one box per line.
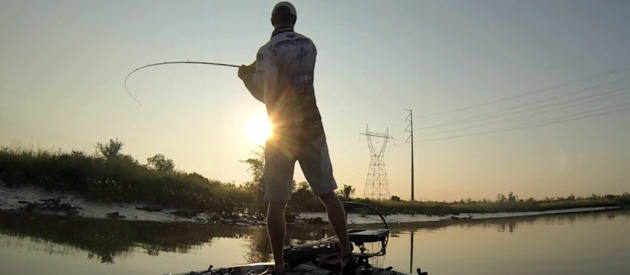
left=253, top=50, right=278, bottom=104
left=238, top=61, right=264, bottom=102
left=239, top=48, right=277, bottom=104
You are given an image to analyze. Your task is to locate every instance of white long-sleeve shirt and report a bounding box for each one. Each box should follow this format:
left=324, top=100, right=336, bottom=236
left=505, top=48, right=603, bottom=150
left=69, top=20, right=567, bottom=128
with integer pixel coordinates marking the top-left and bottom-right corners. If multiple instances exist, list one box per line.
left=248, top=27, right=324, bottom=138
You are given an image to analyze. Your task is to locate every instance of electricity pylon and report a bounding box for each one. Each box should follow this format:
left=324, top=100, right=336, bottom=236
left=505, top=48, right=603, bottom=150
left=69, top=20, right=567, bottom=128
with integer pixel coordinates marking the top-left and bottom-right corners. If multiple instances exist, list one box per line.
left=361, top=125, right=392, bottom=200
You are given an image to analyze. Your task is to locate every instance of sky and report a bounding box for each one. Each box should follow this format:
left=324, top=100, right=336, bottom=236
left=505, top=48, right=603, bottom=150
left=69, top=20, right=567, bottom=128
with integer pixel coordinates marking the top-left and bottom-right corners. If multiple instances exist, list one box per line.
left=1, top=0, right=630, bottom=202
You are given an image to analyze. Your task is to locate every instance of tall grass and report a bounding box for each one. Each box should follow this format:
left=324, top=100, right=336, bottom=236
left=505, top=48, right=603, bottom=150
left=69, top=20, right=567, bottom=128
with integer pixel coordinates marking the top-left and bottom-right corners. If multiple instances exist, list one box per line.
left=1, top=144, right=628, bottom=216
left=0, top=146, right=255, bottom=215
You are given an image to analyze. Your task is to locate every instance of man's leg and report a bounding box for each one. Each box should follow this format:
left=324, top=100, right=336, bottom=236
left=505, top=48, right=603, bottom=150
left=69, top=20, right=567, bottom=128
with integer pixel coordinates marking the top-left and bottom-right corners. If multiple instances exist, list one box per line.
left=267, top=201, right=288, bottom=273
left=299, top=134, right=353, bottom=257
left=319, top=191, right=352, bottom=257
left=264, top=136, right=297, bottom=273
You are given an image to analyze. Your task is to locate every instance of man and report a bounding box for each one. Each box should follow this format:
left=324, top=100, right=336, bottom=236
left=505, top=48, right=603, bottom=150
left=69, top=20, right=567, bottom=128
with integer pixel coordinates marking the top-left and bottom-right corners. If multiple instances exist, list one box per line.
left=238, top=2, right=355, bottom=275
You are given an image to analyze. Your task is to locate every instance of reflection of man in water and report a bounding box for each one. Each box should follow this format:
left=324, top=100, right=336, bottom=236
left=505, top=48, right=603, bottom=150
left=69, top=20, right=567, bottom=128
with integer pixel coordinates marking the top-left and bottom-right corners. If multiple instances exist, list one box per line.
left=238, top=2, right=355, bottom=274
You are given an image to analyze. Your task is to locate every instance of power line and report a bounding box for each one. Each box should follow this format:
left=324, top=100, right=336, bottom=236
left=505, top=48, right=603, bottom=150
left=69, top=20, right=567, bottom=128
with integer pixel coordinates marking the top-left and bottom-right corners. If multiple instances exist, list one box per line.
left=414, top=74, right=630, bottom=131
left=385, top=142, right=406, bottom=154
left=415, top=87, right=630, bottom=138
left=332, top=140, right=364, bottom=167
left=415, top=66, right=630, bottom=119
left=444, top=86, right=630, bottom=129
left=416, top=103, right=630, bottom=142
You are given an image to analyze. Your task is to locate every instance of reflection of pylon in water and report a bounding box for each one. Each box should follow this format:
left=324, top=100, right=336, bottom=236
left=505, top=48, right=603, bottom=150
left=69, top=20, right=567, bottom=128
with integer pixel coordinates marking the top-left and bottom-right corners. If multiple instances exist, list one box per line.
left=361, top=125, right=392, bottom=200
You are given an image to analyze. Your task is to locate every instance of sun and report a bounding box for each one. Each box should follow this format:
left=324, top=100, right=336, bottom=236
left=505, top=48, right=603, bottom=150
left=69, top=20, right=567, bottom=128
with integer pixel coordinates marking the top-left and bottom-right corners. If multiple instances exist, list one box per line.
left=244, top=115, right=272, bottom=145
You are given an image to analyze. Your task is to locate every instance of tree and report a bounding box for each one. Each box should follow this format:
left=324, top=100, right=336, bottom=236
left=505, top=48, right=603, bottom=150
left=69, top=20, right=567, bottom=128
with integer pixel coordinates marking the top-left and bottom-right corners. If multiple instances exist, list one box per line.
left=390, top=195, right=402, bottom=202
left=241, top=146, right=265, bottom=190
left=336, top=184, right=355, bottom=200
left=497, top=193, right=507, bottom=203
left=95, top=138, right=124, bottom=160
left=292, top=181, right=311, bottom=201
left=241, top=146, right=266, bottom=215
left=147, top=154, right=175, bottom=172
left=508, top=191, right=518, bottom=202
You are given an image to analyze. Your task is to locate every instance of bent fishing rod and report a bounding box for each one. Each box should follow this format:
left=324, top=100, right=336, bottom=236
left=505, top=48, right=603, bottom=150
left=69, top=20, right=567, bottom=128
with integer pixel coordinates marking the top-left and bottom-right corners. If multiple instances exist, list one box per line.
left=124, top=61, right=240, bottom=106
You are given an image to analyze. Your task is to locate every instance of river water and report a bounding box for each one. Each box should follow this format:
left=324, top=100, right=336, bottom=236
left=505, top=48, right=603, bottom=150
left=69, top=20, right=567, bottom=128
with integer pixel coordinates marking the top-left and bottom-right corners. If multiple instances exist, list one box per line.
left=0, top=209, right=629, bottom=275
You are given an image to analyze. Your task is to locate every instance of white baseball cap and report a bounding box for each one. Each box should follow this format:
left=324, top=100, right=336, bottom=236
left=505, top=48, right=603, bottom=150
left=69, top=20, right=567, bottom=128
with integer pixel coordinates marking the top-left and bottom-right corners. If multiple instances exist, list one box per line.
left=272, top=1, right=297, bottom=18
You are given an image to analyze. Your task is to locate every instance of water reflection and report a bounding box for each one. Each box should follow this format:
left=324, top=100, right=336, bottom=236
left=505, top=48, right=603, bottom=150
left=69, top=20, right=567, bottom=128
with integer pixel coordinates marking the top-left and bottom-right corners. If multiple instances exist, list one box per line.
left=0, top=211, right=333, bottom=265
left=387, top=208, right=630, bottom=234
left=409, top=231, right=414, bottom=274
left=1, top=208, right=629, bottom=273
left=393, top=209, right=630, bottom=275
left=0, top=211, right=251, bottom=263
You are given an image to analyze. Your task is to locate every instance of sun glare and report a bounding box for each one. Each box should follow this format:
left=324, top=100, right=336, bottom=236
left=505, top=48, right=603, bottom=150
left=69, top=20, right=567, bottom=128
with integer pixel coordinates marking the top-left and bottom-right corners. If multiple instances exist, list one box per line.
left=245, top=115, right=272, bottom=145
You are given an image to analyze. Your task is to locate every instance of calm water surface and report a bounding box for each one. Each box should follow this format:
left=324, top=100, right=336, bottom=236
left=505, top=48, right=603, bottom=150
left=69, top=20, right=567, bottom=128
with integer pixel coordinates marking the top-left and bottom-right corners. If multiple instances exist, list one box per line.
left=1, top=209, right=629, bottom=275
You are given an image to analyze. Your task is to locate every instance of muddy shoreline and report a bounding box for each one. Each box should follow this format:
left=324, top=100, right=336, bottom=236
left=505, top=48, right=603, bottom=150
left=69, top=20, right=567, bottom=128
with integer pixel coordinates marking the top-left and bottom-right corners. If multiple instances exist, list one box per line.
left=1, top=183, right=619, bottom=226
left=0, top=183, right=324, bottom=226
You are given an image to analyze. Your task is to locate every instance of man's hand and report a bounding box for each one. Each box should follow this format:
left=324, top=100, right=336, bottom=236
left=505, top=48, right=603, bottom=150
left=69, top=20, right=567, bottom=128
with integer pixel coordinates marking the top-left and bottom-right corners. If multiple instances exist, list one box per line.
left=239, top=60, right=264, bottom=103
left=238, top=61, right=256, bottom=81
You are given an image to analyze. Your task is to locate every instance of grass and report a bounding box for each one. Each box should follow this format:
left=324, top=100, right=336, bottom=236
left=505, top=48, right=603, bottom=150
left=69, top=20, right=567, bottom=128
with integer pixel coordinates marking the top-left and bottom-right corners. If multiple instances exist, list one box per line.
left=1, top=143, right=628, bottom=216
left=346, top=194, right=630, bottom=216
left=0, top=145, right=256, bottom=215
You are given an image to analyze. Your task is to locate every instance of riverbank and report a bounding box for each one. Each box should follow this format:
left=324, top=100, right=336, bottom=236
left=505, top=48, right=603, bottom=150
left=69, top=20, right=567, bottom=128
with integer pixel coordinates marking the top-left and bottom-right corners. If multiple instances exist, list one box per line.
left=1, top=182, right=620, bottom=226
left=3, top=143, right=629, bottom=221
left=0, top=183, right=219, bottom=223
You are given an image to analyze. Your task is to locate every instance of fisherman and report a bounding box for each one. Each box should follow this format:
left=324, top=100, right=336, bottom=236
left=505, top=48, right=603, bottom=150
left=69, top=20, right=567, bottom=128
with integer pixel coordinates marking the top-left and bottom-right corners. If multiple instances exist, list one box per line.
left=237, top=2, right=355, bottom=274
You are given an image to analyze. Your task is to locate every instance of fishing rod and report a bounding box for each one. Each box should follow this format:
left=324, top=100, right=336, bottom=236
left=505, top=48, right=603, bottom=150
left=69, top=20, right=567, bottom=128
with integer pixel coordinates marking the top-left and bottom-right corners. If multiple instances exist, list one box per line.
left=124, top=60, right=240, bottom=106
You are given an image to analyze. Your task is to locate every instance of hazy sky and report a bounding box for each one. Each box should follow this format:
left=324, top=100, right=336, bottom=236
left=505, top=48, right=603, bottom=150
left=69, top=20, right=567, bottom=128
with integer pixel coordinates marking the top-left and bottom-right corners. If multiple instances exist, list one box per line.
left=1, top=0, right=629, bottom=201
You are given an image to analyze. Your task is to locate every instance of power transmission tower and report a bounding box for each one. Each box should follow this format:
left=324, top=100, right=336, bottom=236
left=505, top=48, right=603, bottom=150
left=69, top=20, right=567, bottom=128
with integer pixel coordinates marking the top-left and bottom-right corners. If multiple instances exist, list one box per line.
left=405, top=109, right=415, bottom=201
left=361, top=125, right=392, bottom=200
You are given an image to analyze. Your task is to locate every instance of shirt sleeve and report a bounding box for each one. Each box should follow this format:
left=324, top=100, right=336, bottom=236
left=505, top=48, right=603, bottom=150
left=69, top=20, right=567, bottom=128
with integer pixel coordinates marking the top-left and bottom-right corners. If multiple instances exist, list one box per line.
left=252, top=46, right=277, bottom=104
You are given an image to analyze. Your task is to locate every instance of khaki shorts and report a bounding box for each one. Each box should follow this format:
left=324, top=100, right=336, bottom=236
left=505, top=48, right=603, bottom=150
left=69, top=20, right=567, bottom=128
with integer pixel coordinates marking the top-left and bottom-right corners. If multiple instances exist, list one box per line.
left=264, top=133, right=337, bottom=202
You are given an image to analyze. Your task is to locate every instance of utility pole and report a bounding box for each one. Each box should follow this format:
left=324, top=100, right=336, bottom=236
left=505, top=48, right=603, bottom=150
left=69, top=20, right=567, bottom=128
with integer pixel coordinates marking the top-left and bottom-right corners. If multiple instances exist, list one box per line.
left=361, top=125, right=392, bottom=200
left=405, top=109, right=415, bottom=201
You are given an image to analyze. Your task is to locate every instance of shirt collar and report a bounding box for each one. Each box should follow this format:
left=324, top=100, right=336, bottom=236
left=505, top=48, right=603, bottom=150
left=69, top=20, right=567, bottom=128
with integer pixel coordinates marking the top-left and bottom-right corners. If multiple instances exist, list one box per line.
left=271, top=27, right=294, bottom=38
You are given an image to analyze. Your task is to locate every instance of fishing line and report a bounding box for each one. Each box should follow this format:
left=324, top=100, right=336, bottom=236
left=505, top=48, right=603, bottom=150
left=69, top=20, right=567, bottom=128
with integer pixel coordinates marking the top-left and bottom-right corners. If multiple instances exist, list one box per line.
left=124, top=61, right=240, bottom=106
